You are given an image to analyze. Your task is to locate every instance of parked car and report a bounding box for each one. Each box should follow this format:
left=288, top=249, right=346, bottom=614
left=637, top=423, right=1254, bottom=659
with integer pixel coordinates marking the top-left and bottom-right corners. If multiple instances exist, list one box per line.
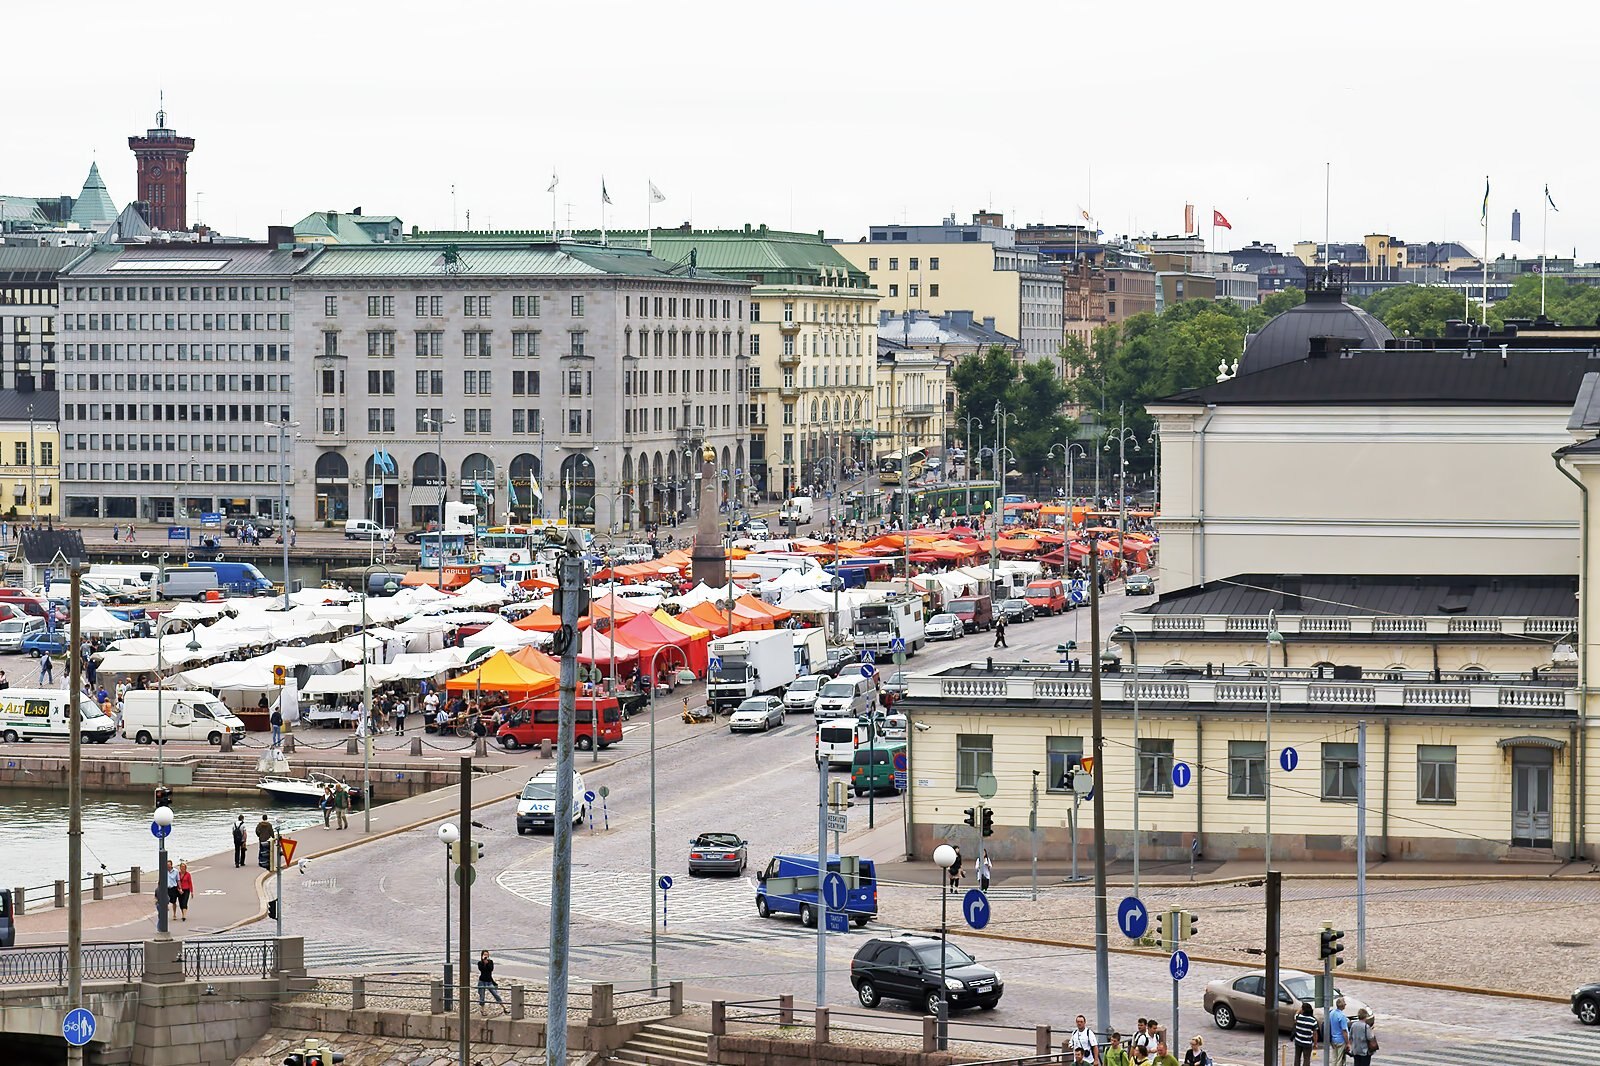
left=729, top=695, right=786, bottom=733
left=850, top=933, right=1003, bottom=1014
left=999, top=598, right=1037, bottom=624
left=880, top=713, right=908, bottom=741
left=821, top=646, right=856, bottom=677
left=945, top=596, right=994, bottom=633
left=925, top=613, right=964, bottom=641
left=1203, top=969, right=1370, bottom=1032
left=784, top=674, right=828, bottom=715
left=1125, top=573, right=1156, bottom=596
left=343, top=518, right=394, bottom=541
left=880, top=672, right=909, bottom=703
left=688, top=832, right=748, bottom=877
left=515, top=768, right=589, bottom=834
left=1574, top=981, right=1600, bottom=1025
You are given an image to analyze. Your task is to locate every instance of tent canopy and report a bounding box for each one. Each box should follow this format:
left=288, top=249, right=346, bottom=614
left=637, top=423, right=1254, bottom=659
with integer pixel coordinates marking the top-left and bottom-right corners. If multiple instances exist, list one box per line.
left=443, top=651, right=558, bottom=695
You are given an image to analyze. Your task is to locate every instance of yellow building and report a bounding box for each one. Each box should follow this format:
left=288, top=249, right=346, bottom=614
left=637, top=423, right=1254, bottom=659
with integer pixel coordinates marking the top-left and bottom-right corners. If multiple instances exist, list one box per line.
left=0, top=403, right=60, bottom=520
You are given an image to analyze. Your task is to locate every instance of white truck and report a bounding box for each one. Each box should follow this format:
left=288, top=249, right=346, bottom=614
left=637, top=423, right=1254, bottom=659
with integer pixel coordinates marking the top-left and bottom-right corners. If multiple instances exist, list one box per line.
left=708, top=630, right=798, bottom=711
left=852, top=595, right=926, bottom=660
left=780, top=496, right=814, bottom=524
left=791, top=627, right=828, bottom=677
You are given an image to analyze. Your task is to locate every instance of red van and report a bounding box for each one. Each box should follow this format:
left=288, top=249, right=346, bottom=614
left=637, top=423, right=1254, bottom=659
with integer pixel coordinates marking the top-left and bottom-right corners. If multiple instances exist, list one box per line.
left=497, top=697, right=623, bottom=751
left=1023, top=579, right=1068, bottom=616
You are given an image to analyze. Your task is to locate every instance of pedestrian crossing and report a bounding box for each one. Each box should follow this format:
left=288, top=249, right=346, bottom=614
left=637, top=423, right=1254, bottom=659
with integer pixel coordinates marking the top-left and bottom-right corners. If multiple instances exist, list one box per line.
left=497, top=866, right=762, bottom=927
left=1358, top=1027, right=1600, bottom=1066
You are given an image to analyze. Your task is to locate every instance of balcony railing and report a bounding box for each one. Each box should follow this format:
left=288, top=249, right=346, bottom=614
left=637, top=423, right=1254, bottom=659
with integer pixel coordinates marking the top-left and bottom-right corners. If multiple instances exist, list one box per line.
left=1122, top=614, right=1576, bottom=640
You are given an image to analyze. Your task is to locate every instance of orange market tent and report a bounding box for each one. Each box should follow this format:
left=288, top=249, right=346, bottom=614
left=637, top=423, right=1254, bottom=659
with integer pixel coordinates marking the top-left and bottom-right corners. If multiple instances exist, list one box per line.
left=512, top=605, right=565, bottom=632
left=510, top=647, right=565, bottom=677
left=617, top=611, right=705, bottom=677
left=736, top=594, right=792, bottom=625
left=444, top=651, right=558, bottom=696
left=679, top=600, right=741, bottom=636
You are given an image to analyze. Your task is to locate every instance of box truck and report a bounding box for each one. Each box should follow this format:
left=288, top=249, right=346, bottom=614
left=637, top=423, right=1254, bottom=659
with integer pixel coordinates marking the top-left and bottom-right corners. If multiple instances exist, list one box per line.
left=707, top=630, right=798, bottom=711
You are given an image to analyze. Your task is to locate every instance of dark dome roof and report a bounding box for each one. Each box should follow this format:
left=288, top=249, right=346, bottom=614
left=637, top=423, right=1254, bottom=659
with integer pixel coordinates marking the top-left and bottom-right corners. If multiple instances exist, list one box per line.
left=1240, top=288, right=1394, bottom=374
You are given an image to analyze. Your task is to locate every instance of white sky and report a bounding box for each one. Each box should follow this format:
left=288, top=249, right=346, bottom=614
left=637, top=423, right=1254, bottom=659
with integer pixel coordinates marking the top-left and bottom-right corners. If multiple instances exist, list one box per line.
left=18, top=0, right=1593, bottom=258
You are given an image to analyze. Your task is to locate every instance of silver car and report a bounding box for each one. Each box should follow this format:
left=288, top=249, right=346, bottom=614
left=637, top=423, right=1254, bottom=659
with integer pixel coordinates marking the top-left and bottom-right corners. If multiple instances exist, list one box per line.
left=925, top=613, right=964, bottom=641
left=729, top=695, right=786, bottom=732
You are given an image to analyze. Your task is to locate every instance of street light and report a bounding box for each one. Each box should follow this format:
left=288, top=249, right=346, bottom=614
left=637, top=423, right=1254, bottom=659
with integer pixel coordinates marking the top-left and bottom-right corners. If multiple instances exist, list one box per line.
left=274, top=419, right=301, bottom=611
left=360, top=564, right=399, bottom=831
left=1103, top=407, right=1141, bottom=579
left=1147, top=430, right=1161, bottom=515
left=437, top=821, right=459, bottom=1011
left=424, top=414, right=458, bottom=591
left=1263, top=610, right=1283, bottom=872
left=152, top=804, right=174, bottom=939
left=1111, top=624, right=1140, bottom=897
left=932, top=843, right=957, bottom=1050
left=643, top=643, right=694, bottom=990
left=1050, top=443, right=1089, bottom=518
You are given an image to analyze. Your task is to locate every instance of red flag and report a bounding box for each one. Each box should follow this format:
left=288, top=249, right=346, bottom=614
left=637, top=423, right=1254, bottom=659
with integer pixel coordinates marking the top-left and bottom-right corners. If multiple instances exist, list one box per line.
left=1213, top=209, right=1232, bottom=230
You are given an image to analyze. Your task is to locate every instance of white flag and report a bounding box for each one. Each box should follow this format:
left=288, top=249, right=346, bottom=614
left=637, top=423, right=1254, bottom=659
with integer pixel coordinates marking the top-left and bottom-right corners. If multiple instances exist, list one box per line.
left=547, top=172, right=559, bottom=193
left=602, top=179, right=612, bottom=206
left=649, top=181, right=666, bottom=204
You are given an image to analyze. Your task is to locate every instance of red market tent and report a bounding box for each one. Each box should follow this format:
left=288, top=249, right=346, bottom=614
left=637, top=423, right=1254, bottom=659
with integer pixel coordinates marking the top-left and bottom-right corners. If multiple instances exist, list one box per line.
left=617, top=611, right=706, bottom=677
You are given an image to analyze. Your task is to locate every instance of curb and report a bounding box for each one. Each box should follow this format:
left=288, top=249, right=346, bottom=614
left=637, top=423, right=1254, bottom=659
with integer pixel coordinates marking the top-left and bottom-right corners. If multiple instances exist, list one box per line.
left=925, top=927, right=1569, bottom=1005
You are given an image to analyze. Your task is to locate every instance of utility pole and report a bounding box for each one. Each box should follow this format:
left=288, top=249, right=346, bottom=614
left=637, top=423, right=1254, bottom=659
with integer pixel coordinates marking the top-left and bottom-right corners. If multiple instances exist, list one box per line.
left=1356, top=720, right=1368, bottom=970
left=548, top=553, right=584, bottom=1066
left=67, top=564, right=83, bottom=1066
left=457, top=754, right=472, bottom=1066
left=1263, top=869, right=1282, bottom=1066
left=1088, top=546, right=1111, bottom=1036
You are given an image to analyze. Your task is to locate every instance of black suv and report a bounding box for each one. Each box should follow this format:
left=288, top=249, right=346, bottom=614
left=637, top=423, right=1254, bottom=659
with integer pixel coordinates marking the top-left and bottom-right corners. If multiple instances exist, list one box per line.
left=850, top=933, right=1002, bottom=1014
left=1575, top=980, right=1600, bottom=1025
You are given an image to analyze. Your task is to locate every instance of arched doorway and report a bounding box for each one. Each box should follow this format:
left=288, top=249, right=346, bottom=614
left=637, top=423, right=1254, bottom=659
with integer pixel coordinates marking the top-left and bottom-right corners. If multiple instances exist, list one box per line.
left=314, top=452, right=349, bottom=523
left=461, top=453, right=496, bottom=525
left=411, top=452, right=445, bottom=527
left=559, top=453, right=596, bottom=526
left=508, top=453, right=541, bottom=523
left=363, top=454, right=399, bottom=528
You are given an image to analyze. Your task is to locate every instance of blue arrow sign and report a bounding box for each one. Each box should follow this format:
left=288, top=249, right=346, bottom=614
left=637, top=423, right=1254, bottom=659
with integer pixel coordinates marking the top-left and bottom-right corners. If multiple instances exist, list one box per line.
left=889, top=636, right=907, bottom=654
left=825, top=911, right=849, bottom=933
left=1280, top=746, right=1299, bottom=773
left=859, top=663, right=876, bottom=678
left=821, top=872, right=848, bottom=911
left=707, top=655, right=722, bottom=671
left=962, top=888, right=991, bottom=930
left=859, top=649, right=875, bottom=664
left=584, top=790, right=596, bottom=804
left=1170, top=949, right=1190, bottom=982
left=1171, top=761, right=1192, bottom=789
left=1117, top=895, right=1149, bottom=940
left=658, top=875, right=673, bottom=892
left=150, top=821, right=171, bottom=840
left=63, top=1007, right=96, bottom=1047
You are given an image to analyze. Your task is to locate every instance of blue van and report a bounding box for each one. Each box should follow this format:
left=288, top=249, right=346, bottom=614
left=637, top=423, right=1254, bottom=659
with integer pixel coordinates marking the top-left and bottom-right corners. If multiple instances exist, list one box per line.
left=187, top=561, right=274, bottom=596
left=755, top=853, right=878, bottom=928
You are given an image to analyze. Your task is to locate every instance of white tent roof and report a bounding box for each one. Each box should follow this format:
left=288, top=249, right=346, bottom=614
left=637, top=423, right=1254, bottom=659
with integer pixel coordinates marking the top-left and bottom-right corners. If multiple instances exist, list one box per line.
left=459, top=618, right=545, bottom=650
left=672, top=582, right=733, bottom=609
left=78, top=607, right=135, bottom=636
left=451, top=580, right=512, bottom=609
left=776, top=588, right=842, bottom=615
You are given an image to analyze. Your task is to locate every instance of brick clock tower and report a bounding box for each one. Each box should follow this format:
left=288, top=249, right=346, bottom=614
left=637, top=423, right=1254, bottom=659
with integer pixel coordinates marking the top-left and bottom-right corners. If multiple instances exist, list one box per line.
left=127, top=105, right=195, bottom=232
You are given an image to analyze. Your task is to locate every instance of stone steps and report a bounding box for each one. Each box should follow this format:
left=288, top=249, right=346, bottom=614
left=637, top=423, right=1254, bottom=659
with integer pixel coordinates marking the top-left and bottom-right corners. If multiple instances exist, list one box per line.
left=609, top=1023, right=711, bottom=1066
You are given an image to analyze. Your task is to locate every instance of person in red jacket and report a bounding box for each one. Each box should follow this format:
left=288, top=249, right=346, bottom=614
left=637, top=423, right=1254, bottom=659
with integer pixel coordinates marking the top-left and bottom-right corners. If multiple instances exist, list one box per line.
left=175, top=861, right=195, bottom=922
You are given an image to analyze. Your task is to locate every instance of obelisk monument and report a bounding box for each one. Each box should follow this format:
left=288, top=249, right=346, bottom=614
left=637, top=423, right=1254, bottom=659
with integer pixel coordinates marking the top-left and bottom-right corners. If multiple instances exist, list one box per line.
left=689, top=444, right=728, bottom=586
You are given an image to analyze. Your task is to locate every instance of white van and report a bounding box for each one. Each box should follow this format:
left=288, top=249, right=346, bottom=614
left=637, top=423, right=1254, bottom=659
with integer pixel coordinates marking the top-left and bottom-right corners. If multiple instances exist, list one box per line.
left=0, top=615, right=46, bottom=652
left=83, top=573, right=153, bottom=603
left=344, top=519, right=395, bottom=541
left=815, top=718, right=868, bottom=769
left=814, top=674, right=880, bottom=720
left=121, top=690, right=246, bottom=746
left=515, top=768, right=589, bottom=834
left=0, top=689, right=116, bottom=744
left=780, top=496, right=814, bottom=523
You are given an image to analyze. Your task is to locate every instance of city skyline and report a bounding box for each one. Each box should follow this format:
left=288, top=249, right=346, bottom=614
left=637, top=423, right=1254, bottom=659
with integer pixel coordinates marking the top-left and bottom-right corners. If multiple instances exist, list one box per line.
left=9, top=1, right=1595, bottom=258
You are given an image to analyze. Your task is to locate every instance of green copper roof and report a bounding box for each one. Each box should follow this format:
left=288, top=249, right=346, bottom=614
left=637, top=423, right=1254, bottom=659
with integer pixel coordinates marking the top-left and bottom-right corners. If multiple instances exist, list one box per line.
left=70, top=163, right=117, bottom=226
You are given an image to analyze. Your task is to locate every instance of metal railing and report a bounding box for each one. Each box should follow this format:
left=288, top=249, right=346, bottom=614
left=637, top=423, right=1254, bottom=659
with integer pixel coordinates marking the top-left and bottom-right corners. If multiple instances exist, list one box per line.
left=0, top=937, right=277, bottom=988
left=186, top=938, right=277, bottom=979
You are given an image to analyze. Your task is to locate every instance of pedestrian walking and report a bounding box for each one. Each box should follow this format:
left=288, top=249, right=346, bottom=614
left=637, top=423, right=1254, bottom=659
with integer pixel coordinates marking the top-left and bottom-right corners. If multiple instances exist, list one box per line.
left=269, top=704, right=283, bottom=748
left=321, top=784, right=334, bottom=829
left=165, top=858, right=179, bottom=913
left=992, top=616, right=1008, bottom=648
left=394, top=697, right=407, bottom=736
left=1292, top=1001, right=1318, bottom=1066
left=1346, top=1008, right=1377, bottom=1066
left=255, top=814, right=273, bottom=868
left=1182, top=1037, right=1209, bottom=1066
left=946, top=844, right=963, bottom=892
left=175, top=861, right=194, bottom=922
left=1065, top=1015, right=1099, bottom=1065
left=477, top=950, right=506, bottom=1014
left=37, top=650, right=53, bottom=685
left=977, top=849, right=993, bottom=892
left=0, top=668, right=9, bottom=690
left=231, top=815, right=247, bottom=868
left=334, top=782, right=350, bottom=829
left=1102, top=1032, right=1131, bottom=1066
left=1131, top=1019, right=1155, bottom=1059
left=1327, top=997, right=1350, bottom=1066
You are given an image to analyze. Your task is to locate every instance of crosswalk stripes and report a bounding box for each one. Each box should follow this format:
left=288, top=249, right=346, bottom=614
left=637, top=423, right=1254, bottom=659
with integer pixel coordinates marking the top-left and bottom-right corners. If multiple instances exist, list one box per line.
left=1332, top=1028, right=1600, bottom=1066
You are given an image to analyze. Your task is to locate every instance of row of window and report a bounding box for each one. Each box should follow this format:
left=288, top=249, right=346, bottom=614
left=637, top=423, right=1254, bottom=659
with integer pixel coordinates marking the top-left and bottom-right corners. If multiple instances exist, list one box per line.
left=622, top=367, right=739, bottom=396
left=65, top=285, right=292, bottom=303
left=65, top=312, right=291, bottom=332
left=867, top=257, right=941, bottom=272
left=623, top=404, right=739, bottom=434
left=64, top=462, right=282, bottom=483
left=750, top=300, right=866, bottom=325
left=628, top=295, right=737, bottom=321
left=329, top=328, right=743, bottom=362
left=342, top=293, right=743, bottom=322
left=959, top=736, right=1458, bottom=804
left=885, top=283, right=940, bottom=300
left=63, top=403, right=288, bottom=426
left=63, top=343, right=289, bottom=363
left=65, top=434, right=271, bottom=456
left=67, top=373, right=288, bottom=394
left=6, top=442, right=53, bottom=465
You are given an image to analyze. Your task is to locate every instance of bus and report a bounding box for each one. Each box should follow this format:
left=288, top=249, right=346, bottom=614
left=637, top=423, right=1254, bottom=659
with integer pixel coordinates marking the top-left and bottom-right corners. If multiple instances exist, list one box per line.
left=889, top=481, right=1000, bottom=520
left=877, top=449, right=928, bottom=485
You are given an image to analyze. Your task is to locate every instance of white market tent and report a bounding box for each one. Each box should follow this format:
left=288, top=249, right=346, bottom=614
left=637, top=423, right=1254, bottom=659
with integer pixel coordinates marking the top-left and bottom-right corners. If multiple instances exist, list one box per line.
left=79, top=607, right=135, bottom=636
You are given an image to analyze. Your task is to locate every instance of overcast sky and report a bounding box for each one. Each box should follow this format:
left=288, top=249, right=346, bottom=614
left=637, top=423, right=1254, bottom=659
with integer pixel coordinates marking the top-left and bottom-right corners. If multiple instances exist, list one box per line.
left=19, top=1, right=1591, bottom=259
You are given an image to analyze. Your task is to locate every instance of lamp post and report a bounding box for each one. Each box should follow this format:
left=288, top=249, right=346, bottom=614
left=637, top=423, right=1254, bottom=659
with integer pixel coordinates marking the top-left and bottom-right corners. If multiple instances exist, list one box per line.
left=1112, top=624, right=1140, bottom=896
left=438, top=821, right=458, bottom=1010
left=644, top=644, right=693, bottom=990
left=360, top=565, right=399, bottom=830
left=424, top=414, right=457, bottom=590
left=981, top=441, right=1015, bottom=594
left=1264, top=610, right=1283, bottom=871
left=152, top=804, right=173, bottom=939
left=1050, top=442, right=1088, bottom=516
left=932, top=843, right=957, bottom=1050
left=26, top=402, right=36, bottom=525
left=274, top=419, right=301, bottom=610
left=1103, top=407, right=1140, bottom=580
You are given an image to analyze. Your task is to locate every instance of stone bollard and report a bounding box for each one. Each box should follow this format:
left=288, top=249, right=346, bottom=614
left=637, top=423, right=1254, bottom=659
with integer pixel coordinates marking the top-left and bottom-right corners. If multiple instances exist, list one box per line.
left=54, top=880, right=65, bottom=908
left=815, top=1007, right=830, bottom=1044
left=220, top=732, right=233, bottom=752
left=779, top=993, right=794, bottom=1026
left=1036, top=1025, right=1051, bottom=1056
left=540, top=739, right=552, bottom=760
left=13, top=886, right=24, bottom=915
left=430, top=980, right=445, bottom=1014
left=711, top=1001, right=726, bottom=1037
left=510, top=984, right=526, bottom=1021
left=670, top=980, right=683, bottom=1016
left=410, top=737, right=423, bottom=756
left=130, top=867, right=142, bottom=894
left=93, top=872, right=105, bottom=901
left=346, top=737, right=358, bottom=755
left=588, top=983, right=614, bottom=1026
left=474, top=736, right=488, bottom=758
left=350, top=976, right=366, bottom=1011
left=283, top=735, right=296, bottom=754
left=923, top=1015, right=938, bottom=1053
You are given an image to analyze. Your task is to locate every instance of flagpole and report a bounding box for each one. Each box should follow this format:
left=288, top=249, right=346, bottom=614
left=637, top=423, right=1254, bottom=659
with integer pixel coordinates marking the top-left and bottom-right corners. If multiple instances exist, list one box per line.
left=601, top=179, right=608, bottom=247
left=1481, top=175, right=1489, bottom=326
left=1541, top=186, right=1549, bottom=317
left=647, top=181, right=653, bottom=253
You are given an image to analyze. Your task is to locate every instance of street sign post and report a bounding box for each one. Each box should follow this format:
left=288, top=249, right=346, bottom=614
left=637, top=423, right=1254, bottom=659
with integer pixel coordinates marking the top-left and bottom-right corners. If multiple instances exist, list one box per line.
left=707, top=655, right=722, bottom=672
left=278, top=837, right=297, bottom=867
left=975, top=772, right=998, bottom=799
left=1171, top=762, right=1192, bottom=789
left=598, top=784, right=610, bottom=830
left=962, top=888, right=991, bottom=930
left=888, top=637, right=906, bottom=655
left=893, top=770, right=907, bottom=790
left=1170, top=947, right=1190, bottom=1053
left=825, top=912, right=849, bottom=933
left=63, top=1007, right=96, bottom=1047
left=167, top=527, right=190, bottom=542
left=859, top=650, right=874, bottom=664
left=826, top=811, right=848, bottom=834
left=150, top=820, right=171, bottom=840
left=1117, top=895, right=1149, bottom=940
left=859, top=663, right=876, bottom=678
left=659, top=875, right=672, bottom=928
left=821, top=873, right=847, bottom=911
left=1280, top=747, right=1300, bottom=773
left=272, top=664, right=287, bottom=687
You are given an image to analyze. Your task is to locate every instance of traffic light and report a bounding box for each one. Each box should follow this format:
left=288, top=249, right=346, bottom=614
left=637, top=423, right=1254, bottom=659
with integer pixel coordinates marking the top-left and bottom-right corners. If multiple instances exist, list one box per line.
left=266, top=898, right=278, bottom=920
left=1320, top=927, right=1346, bottom=965
left=980, top=808, right=995, bottom=837
left=472, top=841, right=485, bottom=863
left=963, top=807, right=977, bottom=828
left=1155, top=911, right=1166, bottom=943
left=449, top=841, right=462, bottom=865
left=153, top=786, right=174, bottom=809
left=1181, top=911, right=1200, bottom=941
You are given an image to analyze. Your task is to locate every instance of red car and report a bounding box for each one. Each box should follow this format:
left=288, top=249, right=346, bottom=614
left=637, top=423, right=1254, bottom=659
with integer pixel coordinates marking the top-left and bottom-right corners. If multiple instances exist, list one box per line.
left=497, top=697, right=622, bottom=751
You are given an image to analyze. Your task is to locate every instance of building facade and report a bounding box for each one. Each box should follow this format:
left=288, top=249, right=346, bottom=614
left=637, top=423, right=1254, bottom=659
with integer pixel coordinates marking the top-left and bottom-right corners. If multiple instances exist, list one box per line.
left=127, top=108, right=195, bottom=233
left=0, top=248, right=71, bottom=520
left=57, top=242, right=305, bottom=521
left=290, top=242, right=752, bottom=532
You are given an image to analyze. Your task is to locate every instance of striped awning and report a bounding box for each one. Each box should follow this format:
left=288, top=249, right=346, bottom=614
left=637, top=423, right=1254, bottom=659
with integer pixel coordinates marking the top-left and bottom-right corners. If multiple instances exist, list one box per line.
left=1497, top=734, right=1566, bottom=751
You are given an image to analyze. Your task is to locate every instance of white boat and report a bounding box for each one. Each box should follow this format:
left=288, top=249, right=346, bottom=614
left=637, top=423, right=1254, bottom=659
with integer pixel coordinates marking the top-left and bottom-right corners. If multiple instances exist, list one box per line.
left=256, top=751, right=364, bottom=808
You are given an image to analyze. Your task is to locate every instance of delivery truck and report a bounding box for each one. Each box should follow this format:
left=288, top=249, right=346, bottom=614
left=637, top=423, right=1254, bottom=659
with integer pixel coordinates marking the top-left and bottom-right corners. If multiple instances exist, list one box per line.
left=707, top=630, right=798, bottom=711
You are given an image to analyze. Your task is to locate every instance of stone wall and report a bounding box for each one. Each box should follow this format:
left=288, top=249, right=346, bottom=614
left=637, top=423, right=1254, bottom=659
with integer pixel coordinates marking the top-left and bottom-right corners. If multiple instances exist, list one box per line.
left=710, top=1034, right=970, bottom=1066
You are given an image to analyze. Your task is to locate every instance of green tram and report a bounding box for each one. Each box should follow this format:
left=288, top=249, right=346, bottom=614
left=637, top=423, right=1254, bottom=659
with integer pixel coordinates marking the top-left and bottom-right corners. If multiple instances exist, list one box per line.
left=888, top=481, right=1001, bottom=521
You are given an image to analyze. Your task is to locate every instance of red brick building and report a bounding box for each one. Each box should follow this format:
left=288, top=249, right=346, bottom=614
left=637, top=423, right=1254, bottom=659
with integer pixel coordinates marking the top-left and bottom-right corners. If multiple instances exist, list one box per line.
left=127, top=107, right=195, bottom=232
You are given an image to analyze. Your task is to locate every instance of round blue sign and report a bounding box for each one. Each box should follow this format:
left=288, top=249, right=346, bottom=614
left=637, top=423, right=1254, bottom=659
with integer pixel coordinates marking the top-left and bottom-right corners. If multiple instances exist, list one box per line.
left=1280, top=747, right=1300, bottom=773
left=150, top=821, right=171, bottom=840
left=63, top=1007, right=96, bottom=1047
left=821, top=872, right=848, bottom=911
left=1170, top=950, right=1190, bottom=982
left=1117, top=895, right=1149, bottom=940
left=1171, top=761, right=1192, bottom=789
left=658, top=875, right=673, bottom=892
left=859, top=663, right=876, bottom=678
left=962, top=888, right=991, bottom=930
left=583, top=790, right=597, bottom=804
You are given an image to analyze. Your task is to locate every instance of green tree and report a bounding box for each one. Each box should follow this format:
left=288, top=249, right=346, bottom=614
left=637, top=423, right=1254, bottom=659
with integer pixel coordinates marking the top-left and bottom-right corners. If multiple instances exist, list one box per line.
left=949, top=346, right=1017, bottom=441
left=1358, top=285, right=1483, bottom=337
left=1003, top=360, right=1075, bottom=484
left=1490, top=275, right=1600, bottom=327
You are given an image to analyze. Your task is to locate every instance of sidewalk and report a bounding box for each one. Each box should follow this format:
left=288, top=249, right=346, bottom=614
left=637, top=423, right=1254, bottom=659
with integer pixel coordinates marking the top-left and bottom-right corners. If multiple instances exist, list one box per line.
left=15, top=750, right=618, bottom=946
